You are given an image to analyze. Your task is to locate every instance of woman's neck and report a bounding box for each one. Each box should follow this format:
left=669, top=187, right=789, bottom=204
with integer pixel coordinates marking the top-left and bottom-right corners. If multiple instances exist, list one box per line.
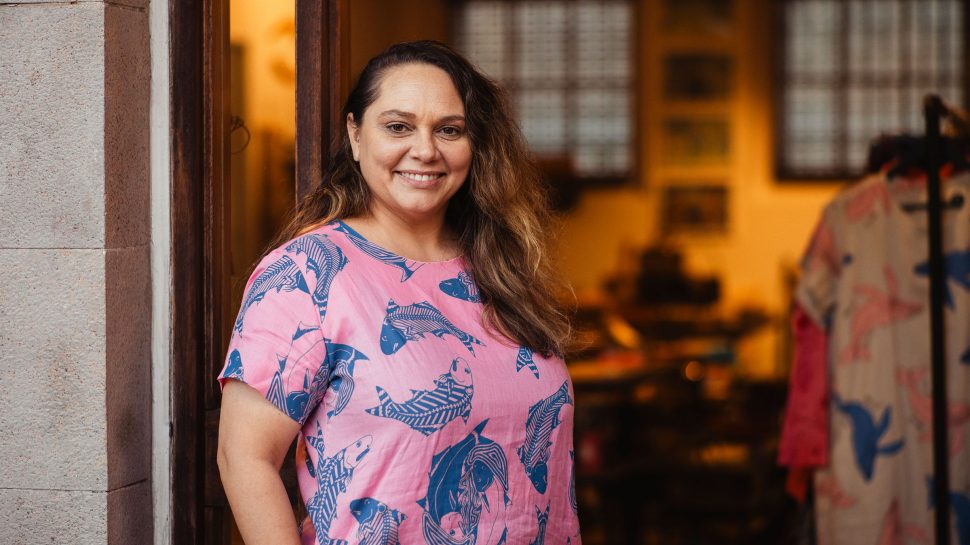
left=342, top=210, right=460, bottom=263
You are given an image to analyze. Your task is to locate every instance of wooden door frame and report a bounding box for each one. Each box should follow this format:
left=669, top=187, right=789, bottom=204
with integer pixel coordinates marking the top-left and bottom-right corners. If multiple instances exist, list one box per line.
left=168, top=0, right=349, bottom=543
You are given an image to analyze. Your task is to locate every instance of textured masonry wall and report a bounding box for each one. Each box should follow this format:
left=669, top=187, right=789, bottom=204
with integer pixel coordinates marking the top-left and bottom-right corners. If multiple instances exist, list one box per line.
left=0, top=1, right=153, bottom=543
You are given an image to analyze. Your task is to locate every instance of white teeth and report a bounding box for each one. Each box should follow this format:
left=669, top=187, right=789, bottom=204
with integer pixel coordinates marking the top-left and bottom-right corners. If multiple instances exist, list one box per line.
left=399, top=172, right=439, bottom=182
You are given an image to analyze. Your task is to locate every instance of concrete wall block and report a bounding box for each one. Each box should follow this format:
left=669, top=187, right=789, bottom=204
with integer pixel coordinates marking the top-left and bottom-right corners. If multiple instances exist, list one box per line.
left=105, top=245, right=152, bottom=489
left=0, top=249, right=107, bottom=490
left=0, top=488, right=107, bottom=545
left=104, top=3, right=150, bottom=249
left=0, top=3, right=106, bottom=249
left=107, top=480, right=153, bottom=545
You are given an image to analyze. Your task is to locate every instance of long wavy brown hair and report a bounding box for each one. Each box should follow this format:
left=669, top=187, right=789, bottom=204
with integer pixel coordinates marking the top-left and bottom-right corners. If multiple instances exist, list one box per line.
left=266, top=41, right=571, bottom=357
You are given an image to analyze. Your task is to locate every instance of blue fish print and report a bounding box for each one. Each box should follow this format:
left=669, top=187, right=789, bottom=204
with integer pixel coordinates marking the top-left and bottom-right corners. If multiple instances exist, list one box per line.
left=380, top=300, right=483, bottom=355
left=285, top=233, right=348, bottom=322
left=439, top=271, right=481, bottom=303
left=927, top=476, right=970, bottom=545
left=324, top=340, right=369, bottom=418
left=832, top=394, right=904, bottom=481
left=528, top=504, right=550, bottom=545
left=305, top=424, right=373, bottom=545
left=515, top=347, right=540, bottom=379
left=223, top=349, right=244, bottom=381
left=568, top=451, right=577, bottom=515
left=518, top=381, right=573, bottom=494
left=366, top=357, right=474, bottom=435
left=264, top=322, right=330, bottom=422
left=334, top=221, right=424, bottom=282
left=233, top=255, right=308, bottom=332
left=418, top=420, right=510, bottom=545
left=350, top=497, right=407, bottom=545
left=914, top=249, right=970, bottom=309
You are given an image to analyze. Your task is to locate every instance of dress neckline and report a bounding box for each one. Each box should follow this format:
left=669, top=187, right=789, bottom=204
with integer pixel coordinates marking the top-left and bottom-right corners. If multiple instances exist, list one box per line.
left=332, top=219, right=465, bottom=265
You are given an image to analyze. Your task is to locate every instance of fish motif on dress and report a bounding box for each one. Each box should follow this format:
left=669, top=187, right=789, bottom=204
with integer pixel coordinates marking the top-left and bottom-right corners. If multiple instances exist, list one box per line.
left=380, top=300, right=483, bottom=355
left=304, top=423, right=373, bottom=545
left=334, top=221, right=424, bottom=282
left=439, top=271, right=481, bottom=303
left=568, top=451, right=577, bottom=515
left=927, top=476, right=970, bottom=545
left=840, top=267, right=922, bottom=364
left=914, top=249, right=970, bottom=309
left=897, top=367, right=970, bottom=457
left=324, top=340, right=369, bottom=418
left=366, top=357, right=474, bottom=435
left=350, top=497, right=407, bottom=545
left=223, top=349, right=244, bottom=381
left=528, top=504, right=550, bottom=545
left=285, top=233, right=348, bottom=322
left=832, top=394, right=904, bottom=481
left=265, top=322, right=330, bottom=422
left=518, top=381, right=573, bottom=494
left=515, top=347, right=539, bottom=379
left=233, top=254, right=308, bottom=333
left=418, top=420, right=510, bottom=545
left=876, top=499, right=930, bottom=545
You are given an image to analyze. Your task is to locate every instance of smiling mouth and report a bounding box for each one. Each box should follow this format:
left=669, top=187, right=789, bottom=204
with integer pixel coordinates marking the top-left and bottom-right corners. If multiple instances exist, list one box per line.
left=396, top=171, right=443, bottom=183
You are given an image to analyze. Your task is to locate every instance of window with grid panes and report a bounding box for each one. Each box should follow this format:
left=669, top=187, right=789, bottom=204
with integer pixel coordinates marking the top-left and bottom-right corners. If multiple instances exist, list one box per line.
left=455, top=0, right=635, bottom=180
left=777, top=0, right=966, bottom=179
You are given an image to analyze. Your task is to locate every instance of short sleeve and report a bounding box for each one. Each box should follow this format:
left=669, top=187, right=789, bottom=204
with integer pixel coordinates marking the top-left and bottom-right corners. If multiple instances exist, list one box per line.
left=795, top=206, right=841, bottom=329
left=219, top=248, right=331, bottom=426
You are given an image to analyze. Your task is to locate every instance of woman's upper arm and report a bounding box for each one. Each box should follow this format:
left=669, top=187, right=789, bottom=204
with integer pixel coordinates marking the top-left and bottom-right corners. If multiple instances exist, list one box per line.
left=219, top=379, right=302, bottom=468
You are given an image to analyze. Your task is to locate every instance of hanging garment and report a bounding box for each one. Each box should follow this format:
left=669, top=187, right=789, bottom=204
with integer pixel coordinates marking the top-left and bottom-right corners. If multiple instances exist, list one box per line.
left=781, top=171, right=970, bottom=545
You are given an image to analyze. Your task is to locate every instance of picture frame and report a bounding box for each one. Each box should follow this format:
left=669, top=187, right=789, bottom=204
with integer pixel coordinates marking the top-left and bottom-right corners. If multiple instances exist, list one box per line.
left=661, top=184, right=729, bottom=234
left=661, top=118, right=730, bottom=166
left=664, top=54, right=733, bottom=101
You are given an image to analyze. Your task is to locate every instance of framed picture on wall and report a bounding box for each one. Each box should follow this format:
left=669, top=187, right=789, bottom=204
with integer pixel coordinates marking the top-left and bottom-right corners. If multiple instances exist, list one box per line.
left=664, top=54, right=733, bottom=101
left=661, top=118, right=730, bottom=165
left=661, top=184, right=729, bottom=234
left=662, top=0, right=733, bottom=36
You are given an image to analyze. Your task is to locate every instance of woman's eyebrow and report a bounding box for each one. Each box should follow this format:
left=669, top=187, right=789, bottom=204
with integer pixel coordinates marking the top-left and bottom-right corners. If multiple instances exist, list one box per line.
left=377, top=110, right=465, bottom=124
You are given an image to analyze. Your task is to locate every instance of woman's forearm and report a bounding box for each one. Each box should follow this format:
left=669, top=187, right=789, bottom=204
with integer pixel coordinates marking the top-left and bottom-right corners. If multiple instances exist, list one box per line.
left=220, top=457, right=302, bottom=545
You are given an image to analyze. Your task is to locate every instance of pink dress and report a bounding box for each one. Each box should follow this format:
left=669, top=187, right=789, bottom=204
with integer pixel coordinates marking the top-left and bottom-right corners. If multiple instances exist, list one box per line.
left=219, top=220, right=581, bottom=545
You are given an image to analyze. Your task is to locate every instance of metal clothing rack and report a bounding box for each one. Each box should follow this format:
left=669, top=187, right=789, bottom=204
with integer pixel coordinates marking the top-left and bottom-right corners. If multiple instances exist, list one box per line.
left=923, top=94, right=951, bottom=545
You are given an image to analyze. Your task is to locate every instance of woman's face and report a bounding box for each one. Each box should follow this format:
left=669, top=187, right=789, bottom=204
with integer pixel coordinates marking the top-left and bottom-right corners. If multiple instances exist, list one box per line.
left=348, top=63, right=472, bottom=224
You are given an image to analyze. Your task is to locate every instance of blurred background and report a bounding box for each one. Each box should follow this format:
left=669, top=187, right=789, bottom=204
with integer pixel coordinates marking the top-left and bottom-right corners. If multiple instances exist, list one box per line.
left=224, top=1, right=965, bottom=543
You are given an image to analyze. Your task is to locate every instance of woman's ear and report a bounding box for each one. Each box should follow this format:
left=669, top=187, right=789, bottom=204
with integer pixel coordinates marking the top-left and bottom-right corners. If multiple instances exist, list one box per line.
left=347, top=113, right=360, bottom=161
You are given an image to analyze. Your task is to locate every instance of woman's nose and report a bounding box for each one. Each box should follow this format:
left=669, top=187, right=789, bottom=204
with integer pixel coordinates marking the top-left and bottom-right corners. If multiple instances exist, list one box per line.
left=411, top=130, right=440, bottom=162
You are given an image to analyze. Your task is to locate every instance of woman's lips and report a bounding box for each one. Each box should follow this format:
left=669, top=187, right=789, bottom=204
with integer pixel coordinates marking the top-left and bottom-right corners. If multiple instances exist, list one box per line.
left=396, top=171, right=444, bottom=187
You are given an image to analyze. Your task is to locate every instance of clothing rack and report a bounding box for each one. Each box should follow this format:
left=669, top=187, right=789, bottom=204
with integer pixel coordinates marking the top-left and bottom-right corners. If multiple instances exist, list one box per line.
left=924, top=94, right=951, bottom=545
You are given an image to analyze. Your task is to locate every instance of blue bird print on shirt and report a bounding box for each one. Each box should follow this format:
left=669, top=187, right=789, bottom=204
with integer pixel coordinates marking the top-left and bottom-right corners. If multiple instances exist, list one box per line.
left=419, top=420, right=510, bottom=545
left=350, top=497, right=407, bottom=545
left=223, top=349, right=244, bottom=381
left=379, top=300, right=483, bottom=355
left=323, top=340, right=369, bottom=418
left=832, top=394, right=904, bottom=481
left=366, top=357, right=474, bottom=435
left=927, top=476, right=970, bottom=545
left=439, top=271, right=481, bottom=303
left=304, top=424, right=373, bottom=545
left=334, top=221, right=424, bottom=281
left=528, top=504, right=550, bottom=545
left=285, top=233, right=348, bottom=322
left=233, top=255, right=308, bottom=333
left=914, top=249, right=970, bottom=309
left=515, top=347, right=540, bottom=379
left=518, top=381, right=573, bottom=494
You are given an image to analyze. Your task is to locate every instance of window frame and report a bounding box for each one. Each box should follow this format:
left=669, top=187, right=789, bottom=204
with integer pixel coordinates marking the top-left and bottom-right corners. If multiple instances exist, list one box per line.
left=447, top=0, right=641, bottom=188
left=772, top=0, right=970, bottom=182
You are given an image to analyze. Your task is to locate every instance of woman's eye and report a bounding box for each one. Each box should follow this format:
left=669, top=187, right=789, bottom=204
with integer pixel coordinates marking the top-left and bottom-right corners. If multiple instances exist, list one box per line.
left=439, top=126, right=463, bottom=138
left=386, top=123, right=409, bottom=133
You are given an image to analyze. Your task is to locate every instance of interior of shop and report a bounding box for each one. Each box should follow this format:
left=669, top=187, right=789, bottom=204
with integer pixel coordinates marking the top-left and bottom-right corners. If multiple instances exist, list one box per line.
left=223, top=1, right=968, bottom=544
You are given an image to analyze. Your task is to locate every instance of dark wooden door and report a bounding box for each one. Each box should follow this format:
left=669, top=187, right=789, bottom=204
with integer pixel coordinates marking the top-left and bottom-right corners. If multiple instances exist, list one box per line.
left=170, top=1, right=350, bottom=544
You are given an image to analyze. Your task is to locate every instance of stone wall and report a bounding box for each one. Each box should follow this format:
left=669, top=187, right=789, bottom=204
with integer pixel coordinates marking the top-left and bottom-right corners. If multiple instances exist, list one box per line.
left=0, top=1, right=153, bottom=543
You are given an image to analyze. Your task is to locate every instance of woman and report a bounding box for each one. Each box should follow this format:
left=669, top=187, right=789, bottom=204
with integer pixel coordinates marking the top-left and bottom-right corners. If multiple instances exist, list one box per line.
left=217, top=41, right=580, bottom=545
